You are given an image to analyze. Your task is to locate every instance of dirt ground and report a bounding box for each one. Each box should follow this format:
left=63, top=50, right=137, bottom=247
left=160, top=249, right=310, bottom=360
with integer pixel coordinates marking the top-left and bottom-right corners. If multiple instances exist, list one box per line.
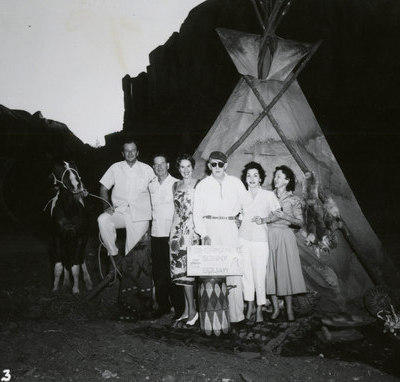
left=1, top=232, right=399, bottom=382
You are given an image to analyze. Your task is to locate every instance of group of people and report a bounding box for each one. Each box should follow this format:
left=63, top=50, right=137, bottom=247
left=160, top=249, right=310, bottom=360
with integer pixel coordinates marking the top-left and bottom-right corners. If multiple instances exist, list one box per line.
left=97, top=137, right=306, bottom=327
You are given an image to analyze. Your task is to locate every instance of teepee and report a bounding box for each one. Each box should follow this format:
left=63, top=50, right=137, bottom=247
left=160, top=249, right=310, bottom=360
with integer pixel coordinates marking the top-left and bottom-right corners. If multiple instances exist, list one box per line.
left=193, top=0, right=397, bottom=313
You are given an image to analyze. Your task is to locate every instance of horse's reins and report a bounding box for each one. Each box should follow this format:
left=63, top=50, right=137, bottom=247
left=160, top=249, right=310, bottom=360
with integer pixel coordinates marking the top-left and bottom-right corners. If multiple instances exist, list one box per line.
left=43, top=162, right=121, bottom=281
left=97, top=232, right=122, bottom=285
left=42, top=174, right=60, bottom=216
left=43, top=162, right=114, bottom=212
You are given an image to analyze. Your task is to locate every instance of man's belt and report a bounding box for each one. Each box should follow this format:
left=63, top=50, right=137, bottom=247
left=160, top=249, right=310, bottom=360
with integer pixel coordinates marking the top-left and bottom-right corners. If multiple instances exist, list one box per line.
left=203, top=215, right=236, bottom=220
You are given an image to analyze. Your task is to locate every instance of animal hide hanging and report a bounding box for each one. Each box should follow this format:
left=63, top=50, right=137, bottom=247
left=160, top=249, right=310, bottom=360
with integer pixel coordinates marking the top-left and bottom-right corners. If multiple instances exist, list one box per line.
left=300, top=172, right=343, bottom=257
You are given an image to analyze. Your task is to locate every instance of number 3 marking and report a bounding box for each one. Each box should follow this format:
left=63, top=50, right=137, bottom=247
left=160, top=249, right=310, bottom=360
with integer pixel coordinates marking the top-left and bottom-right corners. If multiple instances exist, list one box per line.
left=1, top=369, right=11, bottom=382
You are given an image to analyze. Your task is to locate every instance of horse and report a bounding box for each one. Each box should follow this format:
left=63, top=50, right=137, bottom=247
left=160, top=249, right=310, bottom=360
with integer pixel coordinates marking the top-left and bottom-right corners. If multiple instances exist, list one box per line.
left=44, top=159, right=95, bottom=294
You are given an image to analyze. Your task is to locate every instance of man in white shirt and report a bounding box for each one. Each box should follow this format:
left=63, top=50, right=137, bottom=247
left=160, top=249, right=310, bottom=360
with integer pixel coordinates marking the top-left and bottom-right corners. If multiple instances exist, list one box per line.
left=149, top=154, right=184, bottom=318
left=97, top=138, right=156, bottom=257
left=193, top=151, right=247, bottom=323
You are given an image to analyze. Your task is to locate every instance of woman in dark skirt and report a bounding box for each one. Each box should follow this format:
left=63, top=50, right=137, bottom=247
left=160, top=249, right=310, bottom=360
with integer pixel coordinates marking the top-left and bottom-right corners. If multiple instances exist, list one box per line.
left=266, top=165, right=306, bottom=321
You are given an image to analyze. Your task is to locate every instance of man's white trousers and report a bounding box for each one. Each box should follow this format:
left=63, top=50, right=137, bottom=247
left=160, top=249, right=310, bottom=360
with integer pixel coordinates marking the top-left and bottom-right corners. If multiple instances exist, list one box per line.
left=98, top=212, right=149, bottom=256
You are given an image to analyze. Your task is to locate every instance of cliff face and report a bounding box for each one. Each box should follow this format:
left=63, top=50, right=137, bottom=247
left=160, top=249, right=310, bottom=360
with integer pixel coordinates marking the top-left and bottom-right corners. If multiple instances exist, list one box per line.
left=0, top=105, right=110, bottom=231
left=0, top=105, right=89, bottom=159
left=123, top=0, right=260, bottom=146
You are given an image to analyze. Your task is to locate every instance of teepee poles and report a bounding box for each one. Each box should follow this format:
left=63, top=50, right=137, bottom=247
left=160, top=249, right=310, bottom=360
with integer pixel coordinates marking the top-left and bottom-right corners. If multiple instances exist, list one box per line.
left=225, top=40, right=322, bottom=157
left=257, top=0, right=286, bottom=77
left=225, top=0, right=324, bottom=160
left=250, top=0, right=266, bottom=32
left=226, top=1, right=379, bottom=285
left=247, top=73, right=379, bottom=285
left=270, top=0, right=292, bottom=36
left=242, top=74, right=308, bottom=173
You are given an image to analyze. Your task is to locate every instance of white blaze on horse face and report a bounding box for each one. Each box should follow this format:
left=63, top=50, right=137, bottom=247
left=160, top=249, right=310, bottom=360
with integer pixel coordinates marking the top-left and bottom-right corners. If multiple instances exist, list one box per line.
left=64, top=161, right=80, bottom=192
left=68, top=168, right=80, bottom=192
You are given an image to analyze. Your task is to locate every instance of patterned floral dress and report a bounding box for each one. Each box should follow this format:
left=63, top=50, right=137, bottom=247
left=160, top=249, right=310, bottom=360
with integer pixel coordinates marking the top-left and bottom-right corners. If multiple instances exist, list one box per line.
left=170, top=183, right=200, bottom=286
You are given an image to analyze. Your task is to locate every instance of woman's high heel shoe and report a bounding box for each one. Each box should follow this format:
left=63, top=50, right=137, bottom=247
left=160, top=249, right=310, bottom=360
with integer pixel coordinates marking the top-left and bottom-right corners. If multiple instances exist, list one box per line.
left=186, top=312, right=198, bottom=326
left=176, top=314, right=189, bottom=322
left=171, top=313, right=189, bottom=328
left=270, top=309, right=280, bottom=321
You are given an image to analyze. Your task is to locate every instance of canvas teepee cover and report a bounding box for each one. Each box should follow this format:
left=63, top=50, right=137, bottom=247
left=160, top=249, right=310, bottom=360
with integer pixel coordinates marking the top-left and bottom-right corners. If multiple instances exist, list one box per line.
left=193, top=27, right=391, bottom=313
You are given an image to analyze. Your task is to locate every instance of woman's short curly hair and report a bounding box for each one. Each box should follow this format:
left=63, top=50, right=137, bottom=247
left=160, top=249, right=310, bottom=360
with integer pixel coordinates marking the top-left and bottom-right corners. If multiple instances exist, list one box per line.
left=241, top=161, right=266, bottom=189
left=272, top=165, right=296, bottom=191
left=176, top=154, right=195, bottom=170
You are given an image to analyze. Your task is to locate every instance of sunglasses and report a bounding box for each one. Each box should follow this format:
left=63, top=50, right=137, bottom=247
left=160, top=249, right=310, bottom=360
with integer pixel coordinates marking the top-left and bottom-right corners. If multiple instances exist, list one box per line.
left=210, top=161, right=225, bottom=168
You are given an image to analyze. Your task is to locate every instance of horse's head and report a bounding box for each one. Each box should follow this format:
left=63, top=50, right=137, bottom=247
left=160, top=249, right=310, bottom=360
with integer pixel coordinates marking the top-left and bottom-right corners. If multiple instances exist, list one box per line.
left=51, top=160, right=87, bottom=197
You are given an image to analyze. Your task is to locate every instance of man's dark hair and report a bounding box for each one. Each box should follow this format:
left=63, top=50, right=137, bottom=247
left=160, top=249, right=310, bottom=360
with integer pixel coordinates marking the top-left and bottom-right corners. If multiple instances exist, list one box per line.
left=241, top=161, right=266, bottom=189
left=120, top=135, right=138, bottom=151
left=272, top=165, right=296, bottom=192
left=152, top=153, right=169, bottom=164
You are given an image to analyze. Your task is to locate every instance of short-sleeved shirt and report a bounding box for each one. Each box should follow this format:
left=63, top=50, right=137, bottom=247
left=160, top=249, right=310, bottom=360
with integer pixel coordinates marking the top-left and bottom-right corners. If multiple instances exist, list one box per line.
left=100, top=160, right=156, bottom=222
left=149, top=174, right=178, bottom=237
left=193, top=174, right=247, bottom=239
left=239, top=188, right=281, bottom=242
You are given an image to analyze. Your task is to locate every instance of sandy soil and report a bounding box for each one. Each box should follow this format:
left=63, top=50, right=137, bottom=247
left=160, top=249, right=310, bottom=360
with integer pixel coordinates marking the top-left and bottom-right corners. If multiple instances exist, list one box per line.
left=0, top=232, right=399, bottom=382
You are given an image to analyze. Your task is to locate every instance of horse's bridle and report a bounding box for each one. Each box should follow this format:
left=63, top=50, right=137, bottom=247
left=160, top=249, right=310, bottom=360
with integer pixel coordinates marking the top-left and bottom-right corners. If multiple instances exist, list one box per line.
left=51, top=161, right=87, bottom=195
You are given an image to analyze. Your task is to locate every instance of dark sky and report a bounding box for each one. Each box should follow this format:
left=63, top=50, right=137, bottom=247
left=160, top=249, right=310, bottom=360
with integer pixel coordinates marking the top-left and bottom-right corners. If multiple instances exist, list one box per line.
left=276, top=0, right=400, bottom=237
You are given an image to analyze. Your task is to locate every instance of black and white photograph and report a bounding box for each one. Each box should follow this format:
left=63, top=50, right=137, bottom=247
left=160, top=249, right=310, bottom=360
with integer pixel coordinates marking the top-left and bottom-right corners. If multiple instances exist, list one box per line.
left=1, top=0, right=400, bottom=380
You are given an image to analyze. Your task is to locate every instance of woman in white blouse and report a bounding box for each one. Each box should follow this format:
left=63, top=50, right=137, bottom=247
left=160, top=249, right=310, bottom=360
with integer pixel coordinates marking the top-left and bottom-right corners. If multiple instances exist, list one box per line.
left=239, top=162, right=281, bottom=324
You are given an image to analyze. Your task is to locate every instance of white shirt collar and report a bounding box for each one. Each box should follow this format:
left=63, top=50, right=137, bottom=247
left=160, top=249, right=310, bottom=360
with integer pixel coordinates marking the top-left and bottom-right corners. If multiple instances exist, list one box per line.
left=209, top=173, right=227, bottom=184
left=158, top=173, right=173, bottom=185
left=122, top=160, right=139, bottom=170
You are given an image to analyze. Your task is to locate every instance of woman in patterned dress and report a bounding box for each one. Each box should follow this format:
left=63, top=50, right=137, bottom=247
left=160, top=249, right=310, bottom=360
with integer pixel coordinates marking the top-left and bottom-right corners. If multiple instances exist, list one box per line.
left=266, top=165, right=306, bottom=322
left=169, top=154, right=200, bottom=325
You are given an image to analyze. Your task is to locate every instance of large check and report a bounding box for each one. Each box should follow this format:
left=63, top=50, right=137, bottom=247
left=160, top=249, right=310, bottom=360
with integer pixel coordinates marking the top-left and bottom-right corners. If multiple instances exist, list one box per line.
left=187, top=245, right=242, bottom=276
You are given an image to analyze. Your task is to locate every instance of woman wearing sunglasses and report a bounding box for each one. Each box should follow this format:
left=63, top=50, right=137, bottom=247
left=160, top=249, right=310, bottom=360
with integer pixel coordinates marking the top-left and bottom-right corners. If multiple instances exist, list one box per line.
left=239, top=162, right=281, bottom=324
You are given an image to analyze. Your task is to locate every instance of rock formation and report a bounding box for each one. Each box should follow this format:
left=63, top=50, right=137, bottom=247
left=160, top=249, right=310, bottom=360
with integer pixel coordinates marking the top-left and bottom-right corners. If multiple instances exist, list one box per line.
left=0, top=105, right=107, bottom=231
